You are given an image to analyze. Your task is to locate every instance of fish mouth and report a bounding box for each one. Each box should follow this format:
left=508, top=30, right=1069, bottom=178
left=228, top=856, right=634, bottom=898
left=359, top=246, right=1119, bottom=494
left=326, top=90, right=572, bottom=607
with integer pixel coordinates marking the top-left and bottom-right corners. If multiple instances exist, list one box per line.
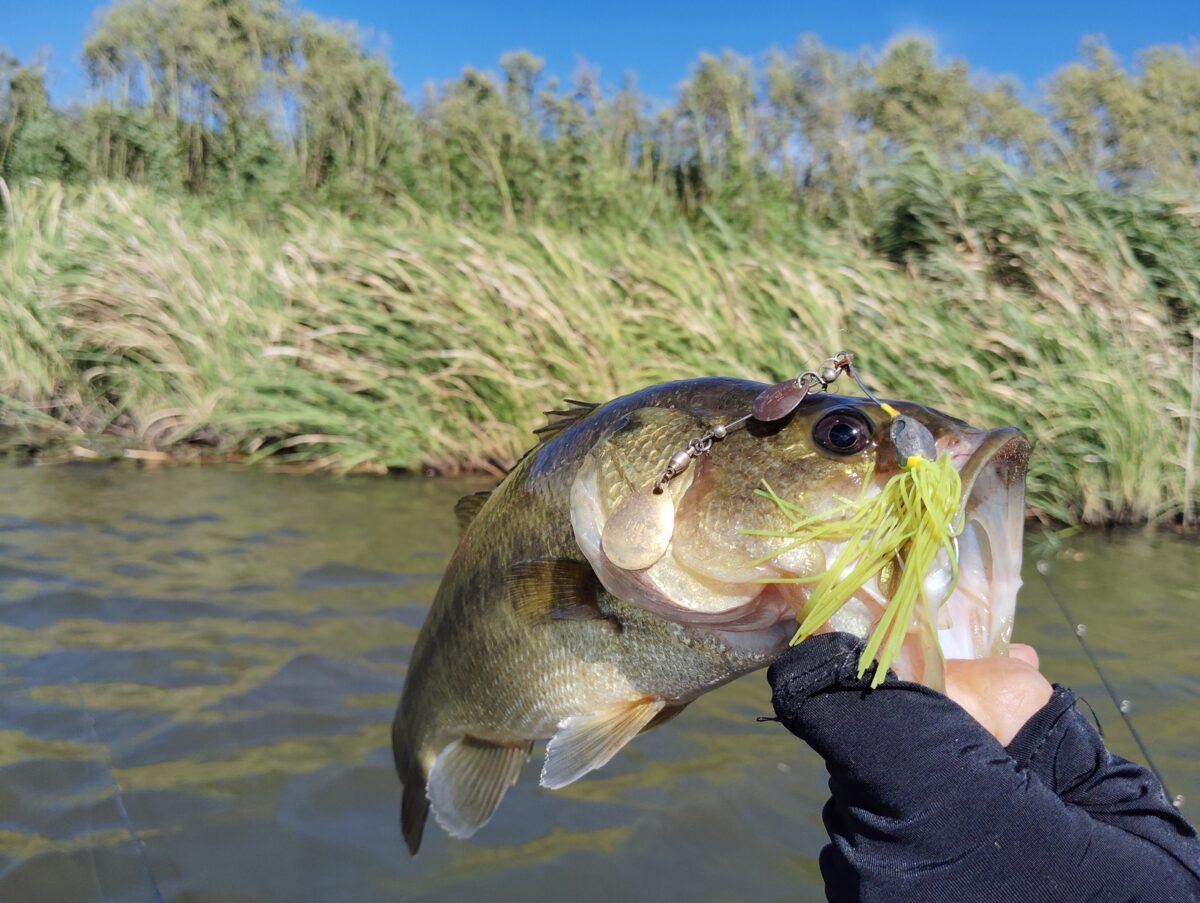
left=570, top=416, right=1030, bottom=674
left=792, top=425, right=1030, bottom=683
left=934, top=427, right=1030, bottom=661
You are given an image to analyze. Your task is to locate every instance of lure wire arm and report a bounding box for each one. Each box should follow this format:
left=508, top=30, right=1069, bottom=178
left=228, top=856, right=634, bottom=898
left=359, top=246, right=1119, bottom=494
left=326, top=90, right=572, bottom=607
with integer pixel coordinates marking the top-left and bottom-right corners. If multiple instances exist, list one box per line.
left=655, top=351, right=882, bottom=492
left=654, top=413, right=750, bottom=492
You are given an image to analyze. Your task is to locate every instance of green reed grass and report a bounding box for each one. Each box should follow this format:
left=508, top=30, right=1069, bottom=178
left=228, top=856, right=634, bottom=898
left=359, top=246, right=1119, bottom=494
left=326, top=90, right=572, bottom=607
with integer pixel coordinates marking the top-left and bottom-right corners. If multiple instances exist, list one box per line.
left=1, top=160, right=1198, bottom=525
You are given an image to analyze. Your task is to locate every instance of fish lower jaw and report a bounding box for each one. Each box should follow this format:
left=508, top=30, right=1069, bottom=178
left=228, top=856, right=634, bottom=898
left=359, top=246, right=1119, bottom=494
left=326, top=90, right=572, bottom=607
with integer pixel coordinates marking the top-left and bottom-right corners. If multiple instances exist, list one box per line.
left=940, top=431, right=1027, bottom=660
left=704, top=619, right=796, bottom=663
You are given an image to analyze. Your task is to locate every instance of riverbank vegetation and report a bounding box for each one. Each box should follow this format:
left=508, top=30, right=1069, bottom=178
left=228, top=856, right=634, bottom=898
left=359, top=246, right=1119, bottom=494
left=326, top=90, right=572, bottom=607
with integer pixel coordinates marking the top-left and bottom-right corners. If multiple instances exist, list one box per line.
left=2, top=0, right=1198, bottom=524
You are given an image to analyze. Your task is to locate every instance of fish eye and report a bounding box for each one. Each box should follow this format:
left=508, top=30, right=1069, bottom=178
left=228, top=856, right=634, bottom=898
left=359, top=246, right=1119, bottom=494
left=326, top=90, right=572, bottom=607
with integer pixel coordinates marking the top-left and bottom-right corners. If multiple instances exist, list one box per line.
left=813, top=409, right=873, bottom=456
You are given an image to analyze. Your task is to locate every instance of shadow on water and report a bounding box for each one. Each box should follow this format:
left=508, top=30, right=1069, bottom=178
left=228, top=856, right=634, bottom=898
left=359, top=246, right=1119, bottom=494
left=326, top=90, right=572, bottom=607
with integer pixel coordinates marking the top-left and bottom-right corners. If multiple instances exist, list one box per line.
left=0, top=463, right=1195, bottom=901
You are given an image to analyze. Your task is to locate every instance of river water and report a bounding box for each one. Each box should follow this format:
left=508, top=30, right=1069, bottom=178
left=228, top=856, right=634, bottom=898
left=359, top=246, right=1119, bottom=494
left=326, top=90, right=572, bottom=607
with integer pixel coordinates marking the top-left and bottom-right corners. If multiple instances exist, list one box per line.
left=0, top=463, right=1195, bottom=902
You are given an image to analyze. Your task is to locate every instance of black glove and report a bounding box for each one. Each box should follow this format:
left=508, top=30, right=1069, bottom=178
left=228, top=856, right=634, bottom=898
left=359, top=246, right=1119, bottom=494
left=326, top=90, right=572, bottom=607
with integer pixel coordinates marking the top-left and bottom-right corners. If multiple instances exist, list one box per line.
left=767, top=632, right=1200, bottom=903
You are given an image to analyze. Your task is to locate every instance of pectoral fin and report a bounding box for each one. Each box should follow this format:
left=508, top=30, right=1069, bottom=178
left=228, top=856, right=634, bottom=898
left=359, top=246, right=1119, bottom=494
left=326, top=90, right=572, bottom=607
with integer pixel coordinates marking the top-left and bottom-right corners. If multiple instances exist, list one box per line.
left=507, top=559, right=617, bottom=627
left=427, top=737, right=532, bottom=839
left=540, top=697, right=666, bottom=790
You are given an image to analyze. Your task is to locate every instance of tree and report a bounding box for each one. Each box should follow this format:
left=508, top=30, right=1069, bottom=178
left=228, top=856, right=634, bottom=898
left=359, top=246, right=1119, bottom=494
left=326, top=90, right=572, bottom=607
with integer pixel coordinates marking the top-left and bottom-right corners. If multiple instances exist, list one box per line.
left=82, top=0, right=412, bottom=202
left=1, top=53, right=85, bottom=183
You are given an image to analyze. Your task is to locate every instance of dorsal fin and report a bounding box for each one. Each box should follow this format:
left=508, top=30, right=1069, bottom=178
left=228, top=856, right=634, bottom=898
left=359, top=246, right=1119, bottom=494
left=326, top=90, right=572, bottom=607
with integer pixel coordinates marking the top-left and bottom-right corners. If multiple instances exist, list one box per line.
left=426, top=736, right=531, bottom=839
left=540, top=697, right=666, bottom=789
left=506, top=559, right=617, bottom=628
left=533, top=399, right=599, bottom=444
left=454, top=490, right=492, bottom=532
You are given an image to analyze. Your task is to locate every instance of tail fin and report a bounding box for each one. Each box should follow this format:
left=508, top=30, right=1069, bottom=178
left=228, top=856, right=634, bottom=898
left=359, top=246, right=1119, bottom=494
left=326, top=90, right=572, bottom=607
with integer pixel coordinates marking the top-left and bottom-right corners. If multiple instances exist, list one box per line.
left=400, top=768, right=430, bottom=855
left=394, top=714, right=430, bottom=855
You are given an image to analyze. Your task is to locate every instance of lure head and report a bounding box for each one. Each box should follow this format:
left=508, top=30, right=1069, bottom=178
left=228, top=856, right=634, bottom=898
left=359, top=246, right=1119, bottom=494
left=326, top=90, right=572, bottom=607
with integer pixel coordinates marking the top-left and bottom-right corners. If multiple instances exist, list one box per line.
left=571, top=386, right=1029, bottom=687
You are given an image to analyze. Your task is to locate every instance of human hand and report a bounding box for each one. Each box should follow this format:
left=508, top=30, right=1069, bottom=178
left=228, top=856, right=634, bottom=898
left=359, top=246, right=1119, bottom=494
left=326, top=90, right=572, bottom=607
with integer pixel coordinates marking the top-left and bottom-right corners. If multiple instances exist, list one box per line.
left=943, top=644, right=1053, bottom=746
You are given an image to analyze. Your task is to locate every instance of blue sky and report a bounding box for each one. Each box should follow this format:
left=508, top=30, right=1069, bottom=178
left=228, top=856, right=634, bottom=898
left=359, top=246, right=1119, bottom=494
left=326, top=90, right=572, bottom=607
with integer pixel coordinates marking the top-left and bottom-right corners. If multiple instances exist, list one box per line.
left=5, top=0, right=1199, bottom=105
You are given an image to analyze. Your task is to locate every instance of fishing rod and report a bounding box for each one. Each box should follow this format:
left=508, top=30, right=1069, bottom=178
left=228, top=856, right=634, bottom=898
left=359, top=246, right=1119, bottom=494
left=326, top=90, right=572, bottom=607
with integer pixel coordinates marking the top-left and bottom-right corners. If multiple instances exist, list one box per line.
left=75, top=681, right=166, bottom=903
left=1034, top=560, right=1184, bottom=810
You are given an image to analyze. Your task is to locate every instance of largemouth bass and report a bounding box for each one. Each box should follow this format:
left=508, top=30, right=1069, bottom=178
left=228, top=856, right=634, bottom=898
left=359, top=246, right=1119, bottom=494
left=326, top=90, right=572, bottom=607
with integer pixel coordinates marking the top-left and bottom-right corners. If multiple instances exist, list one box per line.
left=393, top=377, right=1029, bottom=852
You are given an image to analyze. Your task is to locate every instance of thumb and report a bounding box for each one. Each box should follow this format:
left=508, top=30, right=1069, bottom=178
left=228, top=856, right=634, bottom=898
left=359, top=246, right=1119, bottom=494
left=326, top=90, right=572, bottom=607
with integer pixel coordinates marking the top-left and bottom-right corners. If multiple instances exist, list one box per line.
left=943, top=647, right=1052, bottom=746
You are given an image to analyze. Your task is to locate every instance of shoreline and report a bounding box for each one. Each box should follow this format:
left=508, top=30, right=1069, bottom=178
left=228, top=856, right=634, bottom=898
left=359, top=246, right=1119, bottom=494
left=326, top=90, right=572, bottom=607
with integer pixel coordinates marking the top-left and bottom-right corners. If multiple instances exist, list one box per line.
left=3, top=178, right=1198, bottom=527
left=2, top=443, right=1196, bottom=533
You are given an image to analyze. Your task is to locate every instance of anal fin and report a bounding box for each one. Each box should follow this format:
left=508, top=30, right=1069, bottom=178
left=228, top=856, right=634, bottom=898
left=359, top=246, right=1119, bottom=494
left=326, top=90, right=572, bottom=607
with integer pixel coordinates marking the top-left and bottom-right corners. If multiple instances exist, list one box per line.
left=427, top=737, right=531, bottom=839
left=540, top=697, right=666, bottom=790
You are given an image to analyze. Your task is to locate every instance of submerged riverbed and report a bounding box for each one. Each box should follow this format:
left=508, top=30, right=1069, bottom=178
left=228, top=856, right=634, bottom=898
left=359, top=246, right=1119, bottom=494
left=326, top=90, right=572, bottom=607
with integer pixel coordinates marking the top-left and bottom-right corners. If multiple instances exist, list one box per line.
left=0, top=463, right=1196, bottom=902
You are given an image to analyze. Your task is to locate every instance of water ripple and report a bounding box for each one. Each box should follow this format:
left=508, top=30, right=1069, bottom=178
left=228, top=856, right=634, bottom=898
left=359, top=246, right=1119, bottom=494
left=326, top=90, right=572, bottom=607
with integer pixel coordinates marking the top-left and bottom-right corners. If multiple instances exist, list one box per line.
left=0, top=463, right=1193, bottom=902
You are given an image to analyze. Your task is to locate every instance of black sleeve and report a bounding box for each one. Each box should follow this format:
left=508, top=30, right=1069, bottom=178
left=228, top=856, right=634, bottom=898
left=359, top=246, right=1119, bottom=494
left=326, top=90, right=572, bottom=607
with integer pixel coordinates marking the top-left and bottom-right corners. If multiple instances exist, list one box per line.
left=767, top=632, right=1200, bottom=903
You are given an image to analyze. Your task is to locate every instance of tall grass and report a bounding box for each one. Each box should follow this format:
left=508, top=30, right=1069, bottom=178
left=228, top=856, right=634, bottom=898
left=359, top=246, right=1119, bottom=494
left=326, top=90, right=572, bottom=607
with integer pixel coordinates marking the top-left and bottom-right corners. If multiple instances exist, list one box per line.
left=1, top=162, right=1197, bottom=525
